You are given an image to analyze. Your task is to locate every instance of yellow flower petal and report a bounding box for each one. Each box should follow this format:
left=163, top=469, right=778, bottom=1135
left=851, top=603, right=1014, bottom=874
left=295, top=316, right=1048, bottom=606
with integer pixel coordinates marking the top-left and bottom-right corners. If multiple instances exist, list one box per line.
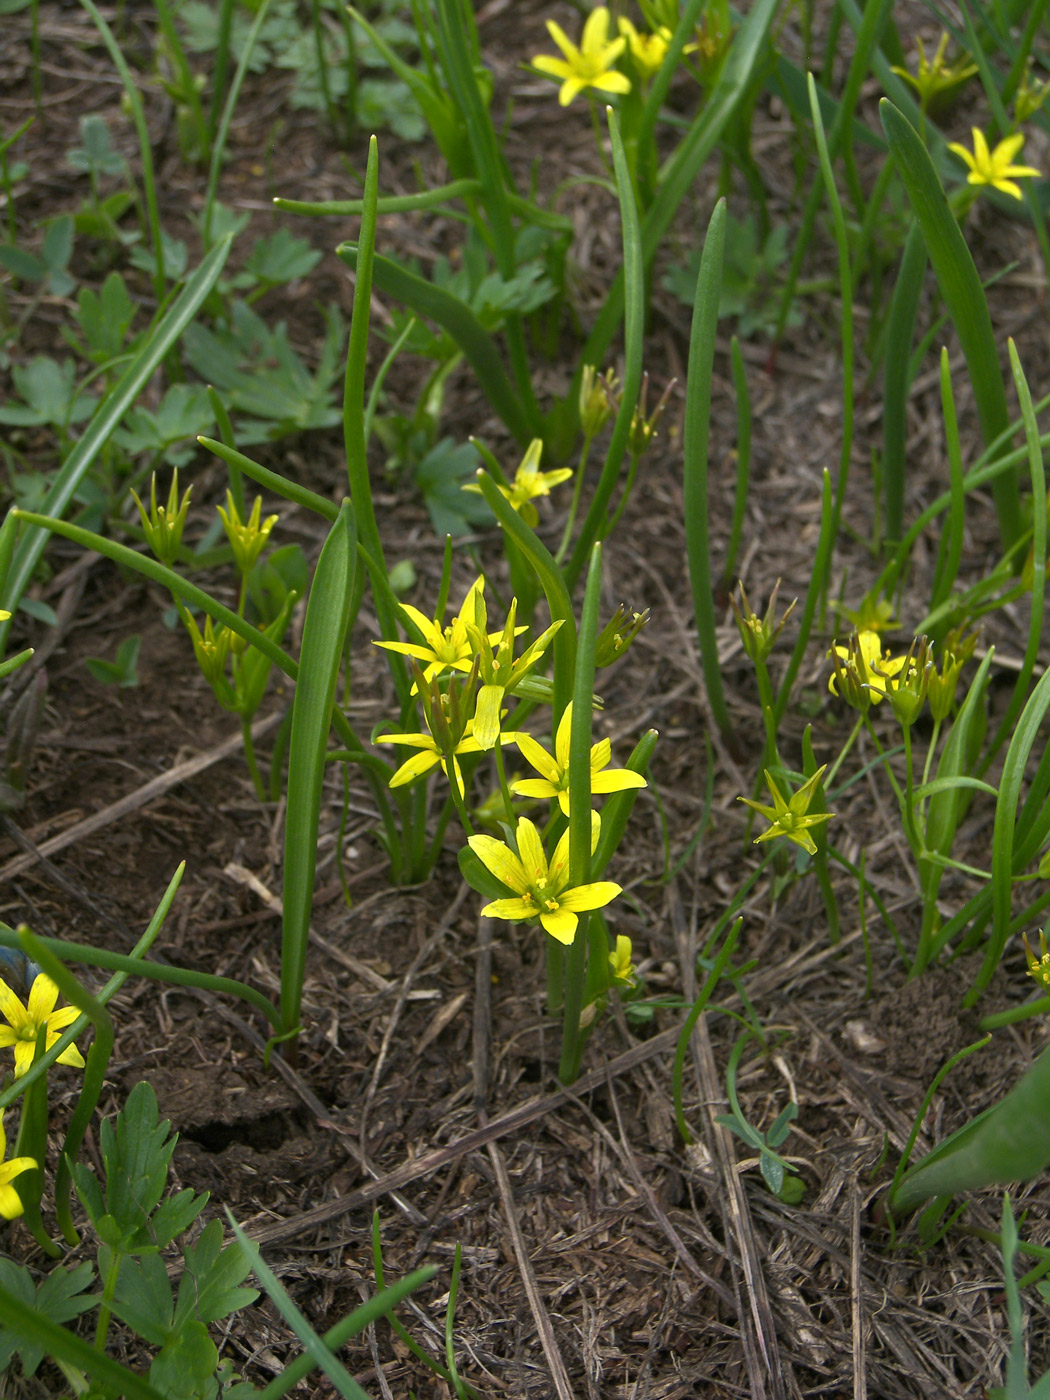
left=515, top=818, right=547, bottom=882
left=540, top=908, right=578, bottom=943
left=591, top=769, right=647, bottom=795
left=473, top=684, right=505, bottom=750
left=27, top=975, right=59, bottom=1023
left=481, top=897, right=537, bottom=921
left=0, top=980, right=27, bottom=1032
left=389, top=750, right=441, bottom=787
left=558, top=881, right=622, bottom=913
left=468, top=835, right=530, bottom=895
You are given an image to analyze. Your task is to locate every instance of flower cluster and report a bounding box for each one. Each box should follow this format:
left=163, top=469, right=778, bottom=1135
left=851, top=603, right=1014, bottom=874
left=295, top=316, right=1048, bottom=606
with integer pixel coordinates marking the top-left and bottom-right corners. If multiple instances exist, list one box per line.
left=375, top=577, right=649, bottom=954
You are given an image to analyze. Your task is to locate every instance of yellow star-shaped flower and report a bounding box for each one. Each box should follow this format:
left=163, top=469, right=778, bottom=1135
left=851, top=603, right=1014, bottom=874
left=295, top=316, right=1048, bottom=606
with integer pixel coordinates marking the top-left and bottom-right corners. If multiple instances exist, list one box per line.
left=374, top=577, right=514, bottom=690
left=464, top=440, right=572, bottom=528
left=468, top=814, right=620, bottom=945
left=509, top=702, right=646, bottom=815
left=532, top=7, right=632, bottom=107
left=0, top=974, right=85, bottom=1078
left=947, top=128, right=1040, bottom=201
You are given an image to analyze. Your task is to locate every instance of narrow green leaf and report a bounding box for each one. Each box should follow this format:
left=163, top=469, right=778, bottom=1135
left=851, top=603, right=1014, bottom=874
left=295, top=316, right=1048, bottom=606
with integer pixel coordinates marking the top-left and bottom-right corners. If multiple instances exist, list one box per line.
left=0, top=1277, right=164, bottom=1399
left=881, top=222, right=927, bottom=550
left=683, top=198, right=732, bottom=742
left=281, top=502, right=357, bottom=1037
left=565, top=106, right=644, bottom=590
left=580, top=0, right=780, bottom=374
left=880, top=98, right=1020, bottom=548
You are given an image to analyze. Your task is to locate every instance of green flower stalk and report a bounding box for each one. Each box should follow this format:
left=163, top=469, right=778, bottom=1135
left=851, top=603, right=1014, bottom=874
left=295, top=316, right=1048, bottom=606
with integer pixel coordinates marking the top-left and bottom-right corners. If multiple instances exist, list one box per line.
left=738, top=766, right=834, bottom=856
left=130, top=470, right=192, bottom=566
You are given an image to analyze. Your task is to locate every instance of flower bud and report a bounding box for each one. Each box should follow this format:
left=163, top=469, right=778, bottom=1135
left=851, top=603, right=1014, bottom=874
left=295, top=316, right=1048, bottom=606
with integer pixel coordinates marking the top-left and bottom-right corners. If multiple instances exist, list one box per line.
left=595, top=605, right=649, bottom=667
left=131, top=470, right=192, bottom=567
left=579, top=365, right=618, bottom=440
left=731, top=580, right=795, bottom=664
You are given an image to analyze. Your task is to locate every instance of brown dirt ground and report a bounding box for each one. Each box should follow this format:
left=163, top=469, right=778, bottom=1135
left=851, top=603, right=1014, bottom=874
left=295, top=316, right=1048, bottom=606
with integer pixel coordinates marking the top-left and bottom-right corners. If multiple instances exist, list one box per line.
left=3, top=1, right=1050, bottom=1397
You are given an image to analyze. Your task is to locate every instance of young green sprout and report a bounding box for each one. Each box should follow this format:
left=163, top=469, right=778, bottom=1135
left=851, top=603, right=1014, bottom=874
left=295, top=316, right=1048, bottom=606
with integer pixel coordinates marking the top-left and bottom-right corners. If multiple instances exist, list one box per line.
left=890, top=33, right=977, bottom=114
left=216, top=492, right=279, bottom=576
left=731, top=580, right=796, bottom=664
left=130, top=470, right=192, bottom=567
left=579, top=364, right=618, bottom=440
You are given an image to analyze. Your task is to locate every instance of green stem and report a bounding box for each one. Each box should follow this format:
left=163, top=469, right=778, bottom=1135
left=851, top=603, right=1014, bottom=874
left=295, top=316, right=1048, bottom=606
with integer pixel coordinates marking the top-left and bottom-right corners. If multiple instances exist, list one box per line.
left=812, top=847, right=841, bottom=945
left=241, top=712, right=267, bottom=801
left=672, top=918, right=742, bottom=1144
left=823, top=713, right=864, bottom=791
left=555, top=437, right=593, bottom=565
left=900, top=722, right=924, bottom=860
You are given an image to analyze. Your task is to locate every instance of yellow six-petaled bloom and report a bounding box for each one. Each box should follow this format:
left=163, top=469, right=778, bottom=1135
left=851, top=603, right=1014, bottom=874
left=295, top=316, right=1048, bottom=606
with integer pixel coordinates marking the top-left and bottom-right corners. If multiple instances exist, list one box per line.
left=0, top=975, right=85, bottom=1078
left=948, top=128, right=1040, bottom=201
left=468, top=814, right=621, bottom=944
left=509, top=701, right=647, bottom=815
left=532, top=7, right=632, bottom=107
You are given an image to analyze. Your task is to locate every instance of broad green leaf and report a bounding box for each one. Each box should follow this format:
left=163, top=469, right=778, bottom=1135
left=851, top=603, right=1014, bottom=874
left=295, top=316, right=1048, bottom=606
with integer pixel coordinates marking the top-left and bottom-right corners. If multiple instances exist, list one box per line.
left=892, top=1042, right=1050, bottom=1212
